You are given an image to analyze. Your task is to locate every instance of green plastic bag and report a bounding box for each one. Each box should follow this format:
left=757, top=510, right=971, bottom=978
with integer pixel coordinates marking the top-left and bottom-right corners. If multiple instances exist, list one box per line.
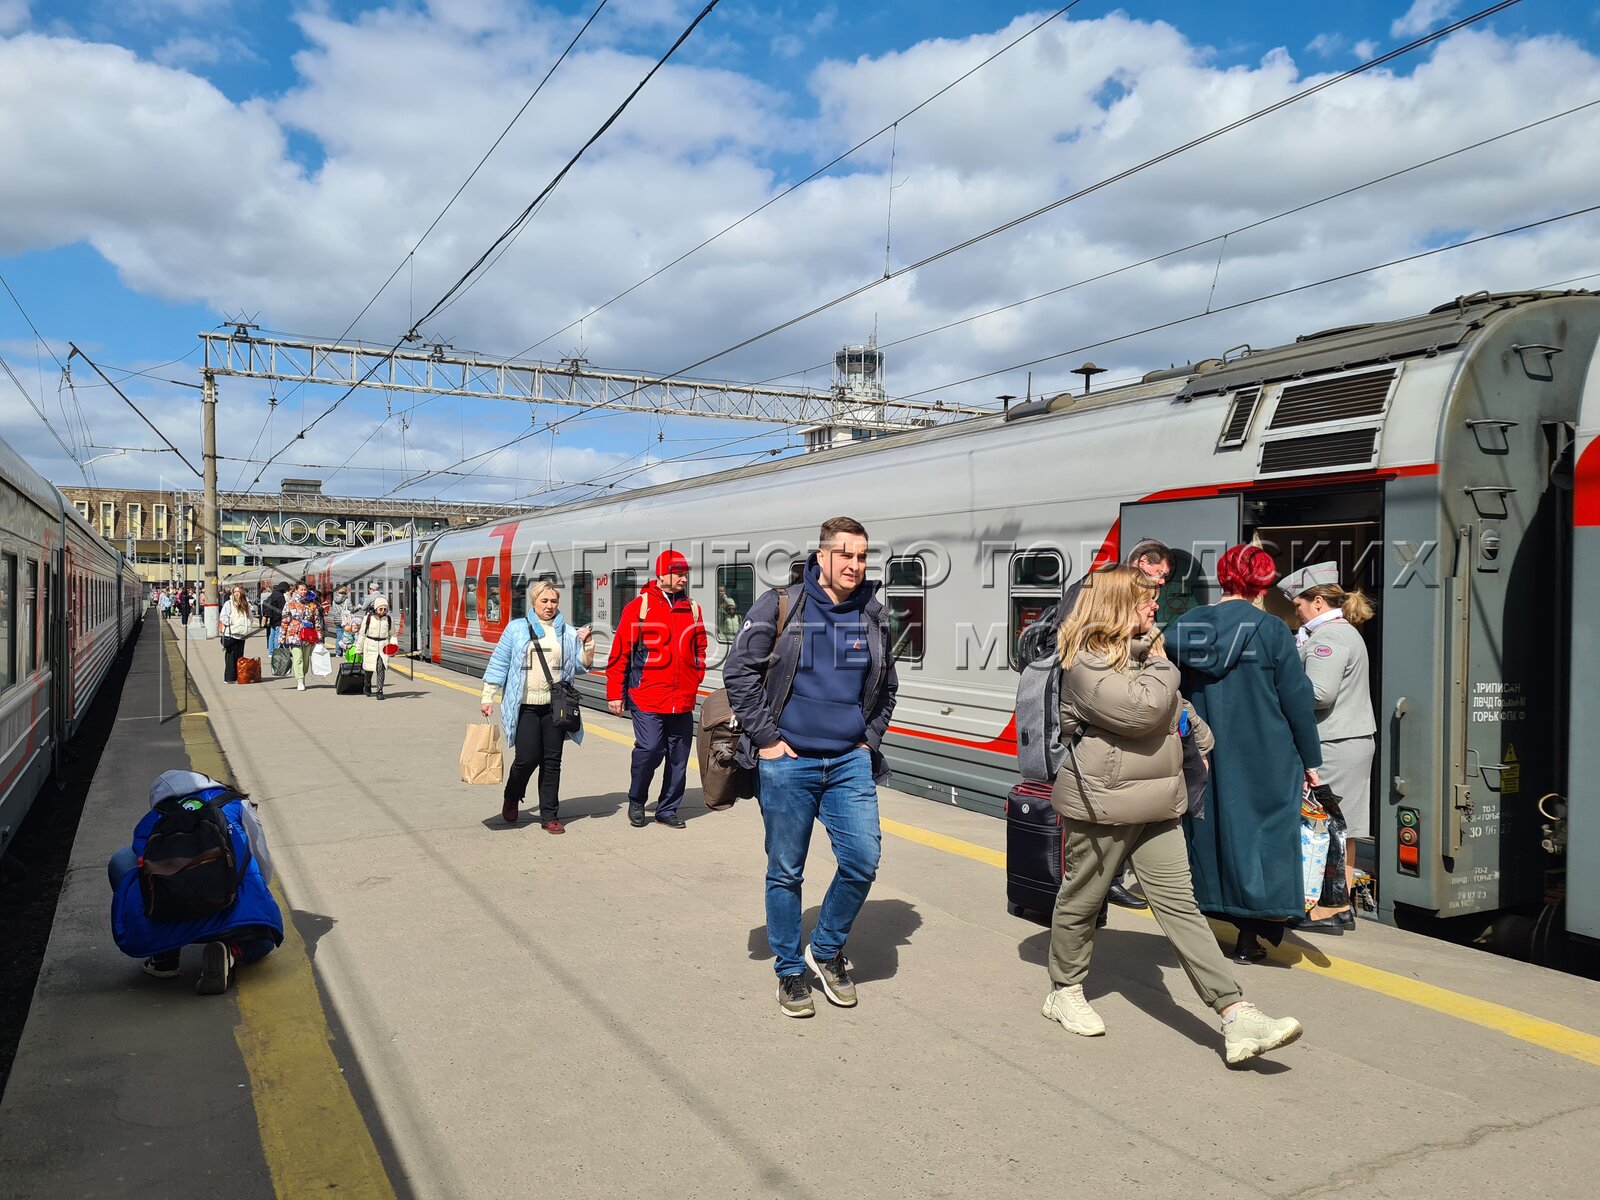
left=344, top=646, right=361, bottom=664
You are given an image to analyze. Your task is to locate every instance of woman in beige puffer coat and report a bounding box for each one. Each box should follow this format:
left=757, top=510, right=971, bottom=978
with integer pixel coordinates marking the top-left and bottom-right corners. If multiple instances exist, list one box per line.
left=1039, top=566, right=1304, bottom=1067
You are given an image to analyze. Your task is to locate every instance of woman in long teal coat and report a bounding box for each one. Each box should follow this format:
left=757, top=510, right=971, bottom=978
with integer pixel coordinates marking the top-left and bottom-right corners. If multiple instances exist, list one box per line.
left=1168, top=545, right=1322, bottom=962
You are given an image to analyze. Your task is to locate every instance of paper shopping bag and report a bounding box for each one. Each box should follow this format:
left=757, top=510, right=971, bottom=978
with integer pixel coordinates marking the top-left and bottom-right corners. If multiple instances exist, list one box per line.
left=460, top=721, right=505, bottom=785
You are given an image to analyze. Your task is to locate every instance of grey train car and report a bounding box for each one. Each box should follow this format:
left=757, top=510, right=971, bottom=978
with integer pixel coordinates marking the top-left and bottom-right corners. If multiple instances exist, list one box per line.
left=0, top=432, right=143, bottom=859
left=279, top=290, right=1599, bottom=961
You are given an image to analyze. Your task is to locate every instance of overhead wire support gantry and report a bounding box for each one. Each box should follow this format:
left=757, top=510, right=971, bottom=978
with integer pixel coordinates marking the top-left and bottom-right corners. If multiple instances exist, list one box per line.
left=198, top=330, right=989, bottom=430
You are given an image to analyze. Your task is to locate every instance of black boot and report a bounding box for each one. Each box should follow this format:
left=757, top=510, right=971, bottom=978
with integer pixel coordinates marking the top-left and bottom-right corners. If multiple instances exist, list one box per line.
left=1106, top=881, right=1148, bottom=910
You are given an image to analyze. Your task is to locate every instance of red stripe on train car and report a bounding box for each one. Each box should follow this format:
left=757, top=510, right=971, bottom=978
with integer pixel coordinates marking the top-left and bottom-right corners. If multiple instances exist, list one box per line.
left=1575, top=439, right=1600, bottom=527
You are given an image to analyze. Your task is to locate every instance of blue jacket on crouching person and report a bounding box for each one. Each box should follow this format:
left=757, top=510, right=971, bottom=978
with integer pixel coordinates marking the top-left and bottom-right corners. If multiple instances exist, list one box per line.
left=723, top=553, right=898, bottom=782
left=482, top=612, right=590, bottom=748
left=111, top=772, right=284, bottom=959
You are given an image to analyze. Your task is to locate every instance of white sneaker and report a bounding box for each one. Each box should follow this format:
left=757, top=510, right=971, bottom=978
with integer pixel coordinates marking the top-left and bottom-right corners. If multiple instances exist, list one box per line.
left=297, top=680, right=306, bottom=691
left=1041, top=984, right=1106, bottom=1036
left=1222, top=1002, right=1302, bottom=1065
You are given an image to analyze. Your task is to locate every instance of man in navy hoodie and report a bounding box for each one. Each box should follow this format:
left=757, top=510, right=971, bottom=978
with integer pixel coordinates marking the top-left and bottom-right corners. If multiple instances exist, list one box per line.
left=724, top=517, right=899, bottom=1018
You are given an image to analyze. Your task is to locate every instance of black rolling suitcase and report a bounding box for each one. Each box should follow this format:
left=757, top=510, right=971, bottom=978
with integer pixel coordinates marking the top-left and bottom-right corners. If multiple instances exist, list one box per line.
left=335, top=661, right=366, bottom=695
left=1006, top=780, right=1064, bottom=917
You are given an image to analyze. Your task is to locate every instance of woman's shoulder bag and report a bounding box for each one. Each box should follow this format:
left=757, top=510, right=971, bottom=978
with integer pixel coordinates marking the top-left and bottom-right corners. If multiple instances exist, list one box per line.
left=528, top=618, right=582, bottom=735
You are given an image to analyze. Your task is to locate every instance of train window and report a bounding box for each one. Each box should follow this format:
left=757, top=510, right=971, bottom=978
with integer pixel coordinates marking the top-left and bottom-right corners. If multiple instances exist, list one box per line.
left=464, top=575, right=478, bottom=628
left=28, top=560, right=39, bottom=671
left=484, top=576, right=504, bottom=624
left=885, top=555, right=926, bottom=663
left=1009, top=550, right=1063, bottom=670
left=611, top=569, right=639, bottom=626
left=0, top=553, right=15, bottom=692
left=789, top=560, right=806, bottom=585
left=508, top=575, right=528, bottom=620
left=571, top=571, right=594, bottom=628
left=714, top=564, right=754, bottom=643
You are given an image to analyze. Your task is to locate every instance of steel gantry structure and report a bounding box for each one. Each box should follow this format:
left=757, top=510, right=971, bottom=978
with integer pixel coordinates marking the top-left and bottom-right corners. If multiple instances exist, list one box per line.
left=198, top=331, right=990, bottom=429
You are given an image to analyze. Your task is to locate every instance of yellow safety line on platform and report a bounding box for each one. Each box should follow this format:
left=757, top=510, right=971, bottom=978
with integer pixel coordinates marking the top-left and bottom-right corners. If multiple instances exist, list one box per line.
left=396, top=655, right=1600, bottom=1068
left=164, top=632, right=397, bottom=1199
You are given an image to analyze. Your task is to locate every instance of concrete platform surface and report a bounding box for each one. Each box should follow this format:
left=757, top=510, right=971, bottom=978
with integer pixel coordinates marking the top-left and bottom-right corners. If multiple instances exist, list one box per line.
left=5, top=617, right=1600, bottom=1199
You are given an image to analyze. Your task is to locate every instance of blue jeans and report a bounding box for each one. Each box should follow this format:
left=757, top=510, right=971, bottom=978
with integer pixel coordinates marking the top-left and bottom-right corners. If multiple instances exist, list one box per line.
left=757, top=749, right=881, bottom=978
left=108, top=847, right=274, bottom=965
left=628, top=710, right=693, bottom=819
left=266, top=625, right=280, bottom=654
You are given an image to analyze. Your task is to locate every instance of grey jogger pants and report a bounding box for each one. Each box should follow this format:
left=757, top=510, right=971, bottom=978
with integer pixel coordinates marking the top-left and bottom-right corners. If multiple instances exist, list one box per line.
left=1047, top=817, right=1244, bottom=1014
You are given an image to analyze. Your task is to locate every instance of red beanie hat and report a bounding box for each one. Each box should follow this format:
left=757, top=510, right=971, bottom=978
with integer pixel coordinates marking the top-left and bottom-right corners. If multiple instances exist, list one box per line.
left=655, top=549, right=690, bottom=576
left=1216, top=544, right=1277, bottom=599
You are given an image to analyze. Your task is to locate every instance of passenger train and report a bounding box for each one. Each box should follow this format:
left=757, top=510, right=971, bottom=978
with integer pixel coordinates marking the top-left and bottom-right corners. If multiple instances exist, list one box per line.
left=256, top=290, right=1600, bottom=961
left=0, top=434, right=143, bottom=861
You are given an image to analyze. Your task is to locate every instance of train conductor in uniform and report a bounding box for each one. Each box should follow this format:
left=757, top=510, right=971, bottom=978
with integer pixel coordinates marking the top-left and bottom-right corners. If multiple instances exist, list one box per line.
left=606, top=550, right=708, bottom=829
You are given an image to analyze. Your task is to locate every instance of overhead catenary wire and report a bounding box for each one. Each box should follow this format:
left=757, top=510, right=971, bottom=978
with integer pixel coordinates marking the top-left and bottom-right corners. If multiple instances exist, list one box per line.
left=753, top=95, right=1600, bottom=389
left=251, top=0, right=722, bottom=492
left=66, top=344, right=203, bottom=478
left=516, top=1, right=1526, bottom=422
left=513, top=1, right=1087, bottom=360
left=0, top=349, right=80, bottom=466
left=894, top=201, right=1600, bottom=402
left=234, top=0, right=614, bottom=493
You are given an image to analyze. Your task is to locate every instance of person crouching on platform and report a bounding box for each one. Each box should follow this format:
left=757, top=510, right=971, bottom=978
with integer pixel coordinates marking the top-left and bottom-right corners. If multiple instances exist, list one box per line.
left=357, top=598, right=395, bottom=700
left=1040, top=565, right=1303, bottom=1066
left=481, top=580, right=595, bottom=833
left=109, top=770, right=282, bottom=995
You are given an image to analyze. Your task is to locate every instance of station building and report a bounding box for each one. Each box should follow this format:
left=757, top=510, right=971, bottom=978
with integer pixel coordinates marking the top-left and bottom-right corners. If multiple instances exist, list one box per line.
left=56, top=478, right=525, bottom=588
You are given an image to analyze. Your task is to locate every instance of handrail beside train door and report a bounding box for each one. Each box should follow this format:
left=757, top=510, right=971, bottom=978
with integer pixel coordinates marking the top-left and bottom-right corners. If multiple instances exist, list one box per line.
left=1446, top=523, right=1473, bottom=854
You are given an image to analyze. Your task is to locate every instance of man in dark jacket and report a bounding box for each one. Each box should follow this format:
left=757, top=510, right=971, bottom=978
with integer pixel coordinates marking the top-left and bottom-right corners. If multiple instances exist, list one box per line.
left=724, top=516, right=899, bottom=1018
left=262, top=580, right=290, bottom=662
left=605, top=550, right=707, bottom=829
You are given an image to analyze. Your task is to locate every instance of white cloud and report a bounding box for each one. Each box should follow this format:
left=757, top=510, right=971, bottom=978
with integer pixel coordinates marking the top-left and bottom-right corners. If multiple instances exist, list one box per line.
left=152, top=32, right=257, bottom=67
left=1354, top=39, right=1379, bottom=59
left=1306, top=32, right=1345, bottom=58
left=3, top=8, right=1600, bottom=498
left=1392, top=1, right=1461, bottom=39
left=0, top=1, right=26, bottom=36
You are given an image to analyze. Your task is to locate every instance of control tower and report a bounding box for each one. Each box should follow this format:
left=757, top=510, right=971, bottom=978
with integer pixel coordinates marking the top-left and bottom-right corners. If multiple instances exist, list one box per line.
left=805, top=340, right=900, bottom=452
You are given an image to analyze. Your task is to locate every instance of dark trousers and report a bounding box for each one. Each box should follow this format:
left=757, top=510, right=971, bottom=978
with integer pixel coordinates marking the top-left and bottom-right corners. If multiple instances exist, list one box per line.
left=628, top=710, right=693, bottom=819
left=362, top=657, right=387, bottom=696
left=506, top=704, right=564, bottom=821
left=223, top=637, right=243, bottom=682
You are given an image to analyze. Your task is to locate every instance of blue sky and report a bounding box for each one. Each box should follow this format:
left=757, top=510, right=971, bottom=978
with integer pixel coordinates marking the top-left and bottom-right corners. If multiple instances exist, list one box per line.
left=4, top=0, right=1599, bottom=503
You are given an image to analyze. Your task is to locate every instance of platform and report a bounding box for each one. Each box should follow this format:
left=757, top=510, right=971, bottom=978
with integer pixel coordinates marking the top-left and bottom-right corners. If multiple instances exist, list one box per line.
left=4, top=614, right=1600, bottom=1198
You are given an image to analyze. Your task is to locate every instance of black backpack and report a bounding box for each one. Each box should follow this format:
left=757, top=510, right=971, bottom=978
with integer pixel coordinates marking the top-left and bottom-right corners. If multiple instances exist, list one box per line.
left=1014, top=595, right=1073, bottom=783
left=138, top=789, right=251, bottom=922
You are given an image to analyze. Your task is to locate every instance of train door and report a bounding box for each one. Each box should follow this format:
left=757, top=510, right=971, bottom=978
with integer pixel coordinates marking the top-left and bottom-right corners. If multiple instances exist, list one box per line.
left=1118, top=495, right=1241, bottom=627
left=406, top=564, right=423, bottom=656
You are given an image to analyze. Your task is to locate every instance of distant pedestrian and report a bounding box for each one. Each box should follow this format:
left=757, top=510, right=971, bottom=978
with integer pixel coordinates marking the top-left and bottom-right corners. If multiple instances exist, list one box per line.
left=1281, top=561, right=1376, bottom=930
left=220, top=585, right=253, bottom=683
left=356, top=598, right=397, bottom=701
left=362, top=581, right=388, bottom=611
left=1167, top=545, right=1322, bottom=964
left=724, top=516, right=899, bottom=1018
left=176, top=588, right=193, bottom=624
left=605, top=550, right=707, bottom=830
left=108, top=770, right=282, bottom=995
left=1038, top=565, right=1303, bottom=1065
left=481, top=581, right=595, bottom=831
left=279, top=583, right=324, bottom=692
left=262, top=581, right=290, bottom=662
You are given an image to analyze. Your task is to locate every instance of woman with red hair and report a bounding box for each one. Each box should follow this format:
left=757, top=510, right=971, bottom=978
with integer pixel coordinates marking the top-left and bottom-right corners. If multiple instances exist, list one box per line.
left=1168, top=545, right=1322, bottom=962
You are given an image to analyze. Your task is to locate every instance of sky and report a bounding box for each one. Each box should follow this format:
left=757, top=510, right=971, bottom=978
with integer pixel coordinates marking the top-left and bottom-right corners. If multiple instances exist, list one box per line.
left=3, top=0, right=1599, bottom=508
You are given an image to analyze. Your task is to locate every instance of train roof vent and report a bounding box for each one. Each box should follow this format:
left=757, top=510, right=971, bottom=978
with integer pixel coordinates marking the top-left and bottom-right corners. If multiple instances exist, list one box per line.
left=1267, top=367, right=1397, bottom=430
left=1215, top=387, right=1261, bottom=450
left=1258, top=428, right=1378, bottom=476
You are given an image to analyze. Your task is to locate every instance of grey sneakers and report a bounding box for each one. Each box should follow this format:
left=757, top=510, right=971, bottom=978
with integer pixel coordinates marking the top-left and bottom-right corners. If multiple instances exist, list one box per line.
left=804, top=945, right=857, bottom=1008
left=777, top=973, right=814, bottom=1018
left=1222, top=1002, right=1302, bottom=1065
left=196, top=941, right=233, bottom=996
left=1041, top=984, right=1106, bottom=1036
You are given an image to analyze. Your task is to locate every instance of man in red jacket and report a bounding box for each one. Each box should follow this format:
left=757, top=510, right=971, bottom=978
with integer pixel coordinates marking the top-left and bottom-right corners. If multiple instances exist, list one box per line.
left=606, top=550, right=708, bottom=828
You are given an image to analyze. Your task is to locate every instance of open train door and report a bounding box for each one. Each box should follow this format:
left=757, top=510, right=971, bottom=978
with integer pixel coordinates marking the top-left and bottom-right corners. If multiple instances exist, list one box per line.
left=1118, top=495, right=1242, bottom=626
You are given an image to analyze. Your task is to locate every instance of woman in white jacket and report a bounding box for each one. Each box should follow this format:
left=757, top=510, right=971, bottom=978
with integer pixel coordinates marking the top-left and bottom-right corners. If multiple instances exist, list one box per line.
left=221, top=585, right=253, bottom=683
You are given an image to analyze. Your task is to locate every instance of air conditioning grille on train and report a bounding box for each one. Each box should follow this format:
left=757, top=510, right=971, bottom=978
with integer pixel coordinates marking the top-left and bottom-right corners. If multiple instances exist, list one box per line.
left=1258, top=428, right=1379, bottom=475
left=1266, top=367, right=1398, bottom=430
left=1216, top=387, right=1261, bottom=449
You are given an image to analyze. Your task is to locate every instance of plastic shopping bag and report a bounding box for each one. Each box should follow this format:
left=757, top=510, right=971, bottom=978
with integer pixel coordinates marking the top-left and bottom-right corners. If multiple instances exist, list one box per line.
left=1300, top=792, right=1331, bottom=912
left=459, top=721, right=505, bottom=785
left=310, top=643, right=334, bottom=677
